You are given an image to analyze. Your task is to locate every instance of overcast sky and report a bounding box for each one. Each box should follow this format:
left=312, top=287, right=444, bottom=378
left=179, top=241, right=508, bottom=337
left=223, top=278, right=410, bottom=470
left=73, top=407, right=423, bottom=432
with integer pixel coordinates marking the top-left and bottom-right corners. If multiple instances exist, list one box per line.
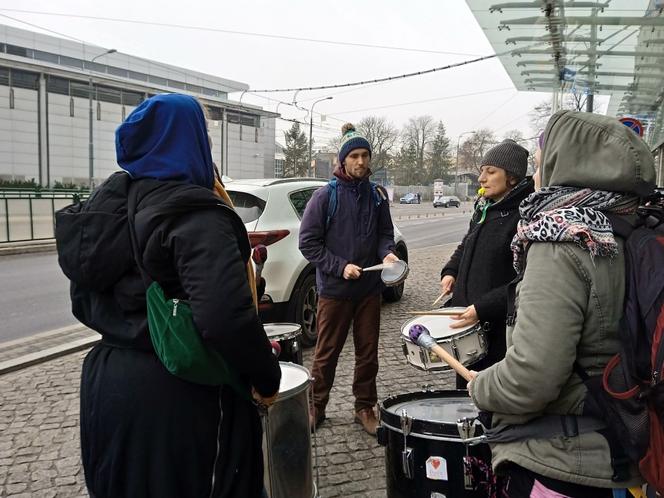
left=1, top=1, right=564, bottom=148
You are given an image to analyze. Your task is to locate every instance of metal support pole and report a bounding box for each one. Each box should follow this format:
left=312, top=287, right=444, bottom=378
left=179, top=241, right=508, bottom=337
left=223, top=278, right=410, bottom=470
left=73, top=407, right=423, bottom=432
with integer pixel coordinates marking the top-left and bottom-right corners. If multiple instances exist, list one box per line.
left=88, top=75, right=94, bottom=189
left=87, top=49, right=116, bottom=189
left=308, top=115, right=315, bottom=177
left=454, top=132, right=471, bottom=196
left=308, top=97, right=333, bottom=177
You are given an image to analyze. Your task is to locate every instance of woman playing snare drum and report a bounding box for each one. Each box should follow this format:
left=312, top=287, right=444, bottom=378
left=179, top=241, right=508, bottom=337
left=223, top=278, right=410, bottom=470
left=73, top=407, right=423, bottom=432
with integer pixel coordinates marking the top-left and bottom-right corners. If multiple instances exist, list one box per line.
left=439, top=139, right=534, bottom=388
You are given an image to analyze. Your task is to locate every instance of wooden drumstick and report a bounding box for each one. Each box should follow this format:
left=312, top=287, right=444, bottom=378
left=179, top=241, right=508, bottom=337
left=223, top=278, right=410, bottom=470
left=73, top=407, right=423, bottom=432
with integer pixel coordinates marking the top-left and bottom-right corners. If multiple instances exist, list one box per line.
left=408, top=324, right=473, bottom=382
left=405, top=310, right=463, bottom=316
left=432, top=292, right=447, bottom=306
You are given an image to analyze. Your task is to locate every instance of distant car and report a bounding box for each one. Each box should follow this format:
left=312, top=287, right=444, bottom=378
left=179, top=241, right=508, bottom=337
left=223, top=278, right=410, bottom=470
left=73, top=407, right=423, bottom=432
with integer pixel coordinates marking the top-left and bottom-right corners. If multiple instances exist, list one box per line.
left=433, top=195, right=461, bottom=208
left=226, top=178, right=409, bottom=347
left=399, top=193, right=420, bottom=204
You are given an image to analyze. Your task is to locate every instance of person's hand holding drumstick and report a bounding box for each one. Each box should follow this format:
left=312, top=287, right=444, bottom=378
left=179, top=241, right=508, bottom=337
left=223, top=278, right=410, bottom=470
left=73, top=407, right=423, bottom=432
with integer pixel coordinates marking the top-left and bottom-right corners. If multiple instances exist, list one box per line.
left=433, top=275, right=456, bottom=306
left=449, top=305, right=479, bottom=329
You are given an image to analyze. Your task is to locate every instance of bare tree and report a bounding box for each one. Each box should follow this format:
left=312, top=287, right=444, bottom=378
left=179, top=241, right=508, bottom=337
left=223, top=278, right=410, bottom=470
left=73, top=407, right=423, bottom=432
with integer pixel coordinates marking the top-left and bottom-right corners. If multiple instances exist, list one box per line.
left=325, top=134, right=342, bottom=154
left=529, top=94, right=588, bottom=134
left=357, top=116, right=399, bottom=173
left=503, top=129, right=525, bottom=143
left=529, top=101, right=552, bottom=134
left=402, top=115, right=436, bottom=183
left=458, top=129, right=497, bottom=174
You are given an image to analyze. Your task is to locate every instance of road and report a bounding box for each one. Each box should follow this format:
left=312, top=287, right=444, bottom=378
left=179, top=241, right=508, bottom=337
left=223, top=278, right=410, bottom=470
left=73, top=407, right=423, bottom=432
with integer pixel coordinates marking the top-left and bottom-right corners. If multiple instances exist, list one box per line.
left=0, top=211, right=470, bottom=343
left=0, top=252, right=74, bottom=343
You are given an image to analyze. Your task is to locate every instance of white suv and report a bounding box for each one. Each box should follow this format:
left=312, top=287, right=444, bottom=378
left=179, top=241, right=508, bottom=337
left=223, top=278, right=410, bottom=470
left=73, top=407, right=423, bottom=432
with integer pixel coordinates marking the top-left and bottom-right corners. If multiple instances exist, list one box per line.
left=226, top=178, right=409, bottom=346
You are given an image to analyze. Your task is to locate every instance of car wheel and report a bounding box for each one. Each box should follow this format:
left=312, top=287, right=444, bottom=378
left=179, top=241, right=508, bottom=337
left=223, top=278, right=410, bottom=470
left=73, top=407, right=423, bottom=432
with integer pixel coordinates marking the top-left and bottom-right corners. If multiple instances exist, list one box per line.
left=382, top=244, right=408, bottom=303
left=291, top=272, right=319, bottom=347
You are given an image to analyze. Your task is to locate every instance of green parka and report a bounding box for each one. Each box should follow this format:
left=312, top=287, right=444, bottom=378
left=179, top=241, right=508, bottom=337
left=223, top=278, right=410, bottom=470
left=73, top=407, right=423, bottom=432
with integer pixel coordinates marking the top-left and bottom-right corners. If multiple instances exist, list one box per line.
left=470, top=110, right=656, bottom=488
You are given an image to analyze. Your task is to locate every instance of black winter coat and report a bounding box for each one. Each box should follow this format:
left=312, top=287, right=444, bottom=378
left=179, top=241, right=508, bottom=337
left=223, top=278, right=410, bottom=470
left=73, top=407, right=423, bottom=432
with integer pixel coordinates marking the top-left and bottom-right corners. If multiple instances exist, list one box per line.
left=441, top=178, right=534, bottom=373
left=57, top=172, right=280, bottom=498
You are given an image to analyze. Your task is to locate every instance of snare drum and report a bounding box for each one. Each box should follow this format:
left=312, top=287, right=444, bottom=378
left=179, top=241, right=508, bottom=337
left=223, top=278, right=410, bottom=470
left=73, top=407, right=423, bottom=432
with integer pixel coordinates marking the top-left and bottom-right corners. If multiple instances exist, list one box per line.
left=377, top=390, right=492, bottom=498
left=264, top=323, right=303, bottom=365
left=262, top=362, right=316, bottom=498
left=401, top=311, right=487, bottom=371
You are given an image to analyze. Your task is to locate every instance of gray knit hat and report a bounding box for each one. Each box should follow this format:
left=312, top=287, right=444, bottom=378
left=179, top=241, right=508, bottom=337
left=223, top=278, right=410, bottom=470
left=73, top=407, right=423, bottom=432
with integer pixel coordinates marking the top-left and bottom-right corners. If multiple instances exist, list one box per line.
left=480, top=139, right=529, bottom=179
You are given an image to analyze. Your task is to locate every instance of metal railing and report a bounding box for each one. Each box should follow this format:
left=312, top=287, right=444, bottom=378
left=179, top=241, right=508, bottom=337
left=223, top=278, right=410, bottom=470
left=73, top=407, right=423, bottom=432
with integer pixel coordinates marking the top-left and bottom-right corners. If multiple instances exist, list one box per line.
left=0, top=190, right=89, bottom=243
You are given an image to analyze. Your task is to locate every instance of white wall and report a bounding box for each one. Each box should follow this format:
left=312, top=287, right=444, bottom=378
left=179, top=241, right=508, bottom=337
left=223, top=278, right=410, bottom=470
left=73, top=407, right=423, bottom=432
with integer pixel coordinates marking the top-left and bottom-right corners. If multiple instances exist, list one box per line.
left=47, top=94, right=88, bottom=184
left=0, top=86, right=39, bottom=181
left=226, top=122, right=267, bottom=179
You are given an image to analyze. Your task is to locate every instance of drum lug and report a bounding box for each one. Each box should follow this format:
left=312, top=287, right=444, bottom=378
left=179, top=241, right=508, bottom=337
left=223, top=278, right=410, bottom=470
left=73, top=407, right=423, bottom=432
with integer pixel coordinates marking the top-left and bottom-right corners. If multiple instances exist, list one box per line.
left=401, top=447, right=415, bottom=479
left=400, top=409, right=413, bottom=437
left=399, top=408, right=414, bottom=478
left=451, top=341, right=460, bottom=361
left=457, top=417, right=477, bottom=440
left=292, top=339, right=299, bottom=354
left=463, top=455, right=476, bottom=490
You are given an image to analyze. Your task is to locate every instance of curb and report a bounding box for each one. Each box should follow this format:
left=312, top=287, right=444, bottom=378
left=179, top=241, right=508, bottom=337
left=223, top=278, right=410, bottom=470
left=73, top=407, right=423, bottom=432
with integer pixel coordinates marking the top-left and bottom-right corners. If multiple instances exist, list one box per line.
left=0, top=240, right=57, bottom=256
left=0, top=325, right=99, bottom=375
left=393, top=210, right=471, bottom=222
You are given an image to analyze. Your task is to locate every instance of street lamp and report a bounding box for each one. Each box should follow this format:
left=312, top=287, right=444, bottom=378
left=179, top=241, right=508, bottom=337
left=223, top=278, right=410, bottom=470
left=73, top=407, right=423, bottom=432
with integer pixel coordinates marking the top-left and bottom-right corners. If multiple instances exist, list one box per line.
left=88, top=48, right=116, bottom=189
left=308, top=96, right=333, bottom=177
left=454, top=131, right=473, bottom=196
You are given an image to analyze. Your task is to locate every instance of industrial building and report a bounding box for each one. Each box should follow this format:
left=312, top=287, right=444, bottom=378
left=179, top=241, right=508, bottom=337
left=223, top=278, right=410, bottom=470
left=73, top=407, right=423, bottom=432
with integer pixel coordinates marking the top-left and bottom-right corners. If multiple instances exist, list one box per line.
left=0, top=24, right=277, bottom=187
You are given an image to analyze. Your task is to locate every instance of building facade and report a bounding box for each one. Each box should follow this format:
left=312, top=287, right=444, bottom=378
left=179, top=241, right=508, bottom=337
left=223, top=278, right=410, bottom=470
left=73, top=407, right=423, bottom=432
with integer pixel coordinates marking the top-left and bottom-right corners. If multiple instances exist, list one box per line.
left=0, top=24, right=277, bottom=187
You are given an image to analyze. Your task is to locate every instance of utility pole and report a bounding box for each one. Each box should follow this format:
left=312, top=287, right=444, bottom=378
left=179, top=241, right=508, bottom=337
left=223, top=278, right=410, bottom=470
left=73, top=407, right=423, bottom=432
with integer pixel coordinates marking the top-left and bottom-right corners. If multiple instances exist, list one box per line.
left=308, top=96, right=333, bottom=177
left=454, top=131, right=472, bottom=196
left=88, top=48, right=116, bottom=189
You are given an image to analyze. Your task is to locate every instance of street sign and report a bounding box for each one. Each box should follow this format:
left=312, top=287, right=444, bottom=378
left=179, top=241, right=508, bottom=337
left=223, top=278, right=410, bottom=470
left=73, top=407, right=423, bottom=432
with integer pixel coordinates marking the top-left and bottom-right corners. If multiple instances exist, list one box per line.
left=619, top=117, right=644, bottom=137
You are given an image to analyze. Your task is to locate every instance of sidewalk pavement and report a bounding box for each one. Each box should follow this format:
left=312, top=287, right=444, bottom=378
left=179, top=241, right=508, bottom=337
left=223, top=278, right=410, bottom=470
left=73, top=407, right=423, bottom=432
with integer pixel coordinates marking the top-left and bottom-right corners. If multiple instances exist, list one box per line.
left=0, top=244, right=457, bottom=498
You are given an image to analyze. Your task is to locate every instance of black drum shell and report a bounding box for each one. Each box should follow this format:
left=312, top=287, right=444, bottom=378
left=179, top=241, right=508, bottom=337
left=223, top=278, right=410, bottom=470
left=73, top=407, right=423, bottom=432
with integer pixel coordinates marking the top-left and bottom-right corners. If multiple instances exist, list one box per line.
left=378, top=390, right=492, bottom=498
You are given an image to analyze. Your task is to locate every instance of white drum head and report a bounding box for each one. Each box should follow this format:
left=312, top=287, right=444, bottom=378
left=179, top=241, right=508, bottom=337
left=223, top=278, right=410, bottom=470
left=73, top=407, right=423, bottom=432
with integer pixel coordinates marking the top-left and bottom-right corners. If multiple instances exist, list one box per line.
left=386, top=396, right=478, bottom=424
left=264, top=322, right=301, bottom=340
left=277, top=362, right=310, bottom=399
left=381, top=260, right=409, bottom=287
left=401, top=309, right=473, bottom=340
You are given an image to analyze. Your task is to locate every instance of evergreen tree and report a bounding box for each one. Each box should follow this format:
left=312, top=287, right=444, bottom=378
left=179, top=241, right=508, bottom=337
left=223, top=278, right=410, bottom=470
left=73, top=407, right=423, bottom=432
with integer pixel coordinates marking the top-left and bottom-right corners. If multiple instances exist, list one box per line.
left=283, top=122, right=310, bottom=177
left=428, top=121, right=453, bottom=184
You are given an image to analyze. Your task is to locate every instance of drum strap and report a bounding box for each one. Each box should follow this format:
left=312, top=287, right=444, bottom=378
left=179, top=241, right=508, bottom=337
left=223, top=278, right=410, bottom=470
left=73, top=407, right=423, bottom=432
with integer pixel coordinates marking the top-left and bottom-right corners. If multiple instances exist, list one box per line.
left=483, top=414, right=606, bottom=443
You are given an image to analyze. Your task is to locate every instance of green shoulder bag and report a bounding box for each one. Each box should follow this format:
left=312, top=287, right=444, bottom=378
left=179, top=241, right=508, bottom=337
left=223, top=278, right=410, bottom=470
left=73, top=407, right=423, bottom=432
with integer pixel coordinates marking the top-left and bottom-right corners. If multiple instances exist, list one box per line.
left=128, top=190, right=251, bottom=401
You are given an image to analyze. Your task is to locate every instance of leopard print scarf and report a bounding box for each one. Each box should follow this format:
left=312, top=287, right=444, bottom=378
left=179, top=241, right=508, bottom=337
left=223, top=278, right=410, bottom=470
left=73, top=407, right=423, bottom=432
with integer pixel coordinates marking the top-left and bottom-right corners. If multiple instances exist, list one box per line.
left=511, top=187, right=639, bottom=273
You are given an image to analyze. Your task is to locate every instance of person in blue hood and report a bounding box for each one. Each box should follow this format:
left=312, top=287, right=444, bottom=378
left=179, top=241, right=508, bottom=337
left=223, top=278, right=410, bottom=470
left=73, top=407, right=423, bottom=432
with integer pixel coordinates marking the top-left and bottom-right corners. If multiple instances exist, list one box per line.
left=57, top=93, right=280, bottom=498
left=299, top=123, right=398, bottom=435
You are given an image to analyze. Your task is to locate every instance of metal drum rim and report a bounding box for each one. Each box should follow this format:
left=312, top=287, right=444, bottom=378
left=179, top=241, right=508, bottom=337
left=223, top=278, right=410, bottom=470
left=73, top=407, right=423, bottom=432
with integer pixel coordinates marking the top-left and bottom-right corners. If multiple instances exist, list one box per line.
left=379, top=389, right=484, bottom=438
left=263, top=322, right=302, bottom=341
left=275, top=361, right=311, bottom=401
left=400, top=314, right=480, bottom=338
left=400, top=322, right=483, bottom=342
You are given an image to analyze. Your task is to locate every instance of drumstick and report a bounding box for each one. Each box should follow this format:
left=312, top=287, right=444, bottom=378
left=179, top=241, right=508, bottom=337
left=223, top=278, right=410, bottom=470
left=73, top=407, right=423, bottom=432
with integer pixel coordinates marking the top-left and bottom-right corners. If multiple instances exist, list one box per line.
left=408, top=324, right=473, bottom=382
left=406, top=310, right=463, bottom=316
left=432, top=292, right=447, bottom=306
left=362, top=263, right=386, bottom=272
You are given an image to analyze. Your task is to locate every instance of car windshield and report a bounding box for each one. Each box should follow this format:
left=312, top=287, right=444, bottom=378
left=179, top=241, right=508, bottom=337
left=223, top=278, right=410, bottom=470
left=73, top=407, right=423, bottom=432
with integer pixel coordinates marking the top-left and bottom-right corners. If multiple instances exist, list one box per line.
left=226, top=191, right=266, bottom=224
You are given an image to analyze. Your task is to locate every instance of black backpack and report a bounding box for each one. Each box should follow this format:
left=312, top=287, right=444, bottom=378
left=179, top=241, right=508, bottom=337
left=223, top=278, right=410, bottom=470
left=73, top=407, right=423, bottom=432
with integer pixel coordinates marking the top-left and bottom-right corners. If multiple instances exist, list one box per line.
left=577, top=195, right=664, bottom=493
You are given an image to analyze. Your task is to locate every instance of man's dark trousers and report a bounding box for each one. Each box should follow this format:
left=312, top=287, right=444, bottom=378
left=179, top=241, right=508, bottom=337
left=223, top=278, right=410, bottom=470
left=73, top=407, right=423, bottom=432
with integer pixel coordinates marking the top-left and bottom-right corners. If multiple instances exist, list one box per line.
left=311, top=293, right=381, bottom=414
